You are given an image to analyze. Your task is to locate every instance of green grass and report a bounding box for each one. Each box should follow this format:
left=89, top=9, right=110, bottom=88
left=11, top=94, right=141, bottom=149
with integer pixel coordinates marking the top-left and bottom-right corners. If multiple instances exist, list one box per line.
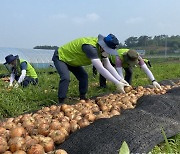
left=0, top=58, right=180, bottom=153
left=0, top=59, right=180, bottom=117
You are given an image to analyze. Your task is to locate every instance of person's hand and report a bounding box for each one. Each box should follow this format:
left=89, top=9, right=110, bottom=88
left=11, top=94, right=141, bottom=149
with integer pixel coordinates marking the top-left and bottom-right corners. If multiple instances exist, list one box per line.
left=120, top=79, right=129, bottom=86
left=116, top=82, right=129, bottom=93
left=152, top=81, right=162, bottom=89
left=14, top=83, right=19, bottom=88
left=8, top=83, right=13, bottom=88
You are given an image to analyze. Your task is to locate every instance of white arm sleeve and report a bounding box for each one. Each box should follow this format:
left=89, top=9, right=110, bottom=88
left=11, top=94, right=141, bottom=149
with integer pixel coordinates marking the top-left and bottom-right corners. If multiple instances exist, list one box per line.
left=141, top=64, right=155, bottom=81
left=91, top=59, right=120, bottom=85
left=116, top=67, right=124, bottom=79
left=10, top=73, right=15, bottom=85
left=102, top=58, right=123, bottom=81
left=17, top=70, right=26, bottom=83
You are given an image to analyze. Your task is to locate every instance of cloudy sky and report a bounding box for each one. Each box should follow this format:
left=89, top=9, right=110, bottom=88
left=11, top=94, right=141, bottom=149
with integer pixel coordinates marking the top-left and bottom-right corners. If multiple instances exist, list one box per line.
left=0, top=0, right=180, bottom=48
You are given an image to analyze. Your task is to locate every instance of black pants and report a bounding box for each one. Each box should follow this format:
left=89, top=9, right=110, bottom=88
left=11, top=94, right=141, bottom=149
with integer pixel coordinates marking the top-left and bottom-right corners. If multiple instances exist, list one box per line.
left=98, top=67, right=133, bottom=87
left=52, top=50, right=88, bottom=99
left=15, top=76, right=38, bottom=87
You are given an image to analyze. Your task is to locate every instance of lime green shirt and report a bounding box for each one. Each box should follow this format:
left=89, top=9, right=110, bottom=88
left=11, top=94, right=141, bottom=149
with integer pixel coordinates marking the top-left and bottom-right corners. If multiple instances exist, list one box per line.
left=58, top=37, right=100, bottom=66
left=19, top=59, right=38, bottom=78
left=110, top=48, right=130, bottom=68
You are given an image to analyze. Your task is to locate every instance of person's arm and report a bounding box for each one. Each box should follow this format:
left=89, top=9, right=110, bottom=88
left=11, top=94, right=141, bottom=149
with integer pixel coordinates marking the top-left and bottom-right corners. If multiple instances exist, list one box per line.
left=17, top=70, right=26, bottom=83
left=102, top=57, right=123, bottom=81
left=17, top=62, right=27, bottom=84
left=91, top=58, right=120, bottom=85
left=9, top=73, right=15, bottom=86
left=139, top=57, right=161, bottom=89
left=82, top=44, right=129, bottom=93
left=114, top=56, right=124, bottom=79
left=141, top=63, right=155, bottom=81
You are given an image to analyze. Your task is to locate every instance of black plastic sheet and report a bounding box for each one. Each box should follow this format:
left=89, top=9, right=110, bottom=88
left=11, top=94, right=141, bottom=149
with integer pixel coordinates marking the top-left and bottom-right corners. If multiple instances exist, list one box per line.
left=57, top=87, right=180, bottom=154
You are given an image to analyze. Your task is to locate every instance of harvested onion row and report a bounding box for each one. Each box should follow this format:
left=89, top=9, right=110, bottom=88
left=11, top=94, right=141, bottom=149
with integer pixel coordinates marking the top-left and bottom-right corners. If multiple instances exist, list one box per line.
left=0, top=83, right=180, bottom=153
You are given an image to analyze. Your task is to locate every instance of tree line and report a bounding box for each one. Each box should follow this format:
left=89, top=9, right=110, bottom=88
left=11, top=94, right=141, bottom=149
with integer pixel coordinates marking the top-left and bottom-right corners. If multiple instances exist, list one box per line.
left=123, top=35, right=180, bottom=50
left=33, top=45, right=58, bottom=50
left=33, top=35, right=180, bottom=53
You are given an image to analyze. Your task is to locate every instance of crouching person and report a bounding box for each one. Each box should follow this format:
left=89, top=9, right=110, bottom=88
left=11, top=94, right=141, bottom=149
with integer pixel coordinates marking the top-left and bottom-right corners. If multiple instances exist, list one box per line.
left=4, top=54, right=38, bottom=88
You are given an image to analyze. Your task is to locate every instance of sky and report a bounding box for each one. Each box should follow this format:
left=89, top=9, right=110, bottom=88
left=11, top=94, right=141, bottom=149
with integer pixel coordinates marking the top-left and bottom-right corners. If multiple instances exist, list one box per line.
left=0, top=0, right=180, bottom=49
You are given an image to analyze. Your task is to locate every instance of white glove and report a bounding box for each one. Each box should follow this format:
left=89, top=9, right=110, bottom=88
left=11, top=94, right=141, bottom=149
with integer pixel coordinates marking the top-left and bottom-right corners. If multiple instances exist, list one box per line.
left=152, top=81, right=162, bottom=89
left=14, top=83, right=19, bottom=88
left=120, top=79, right=129, bottom=86
left=116, top=82, right=128, bottom=93
left=8, top=83, right=13, bottom=88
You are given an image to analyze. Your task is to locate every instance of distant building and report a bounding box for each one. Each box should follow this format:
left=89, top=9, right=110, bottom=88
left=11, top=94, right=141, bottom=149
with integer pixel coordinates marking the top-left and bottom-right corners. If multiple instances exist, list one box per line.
left=0, top=47, right=54, bottom=68
left=136, top=50, right=146, bottom=56
left=174, top=50, right=180, bottom=54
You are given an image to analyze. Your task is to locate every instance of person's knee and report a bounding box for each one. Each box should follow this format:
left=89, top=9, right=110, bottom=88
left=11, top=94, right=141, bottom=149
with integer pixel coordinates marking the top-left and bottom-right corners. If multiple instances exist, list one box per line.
left=83, top=72, right=88, bottom=79
left=22, top=80, right=29, bottom=87
left=80, top=72, right=88, bottom=82
left=61, top=75, right=70, bottom=82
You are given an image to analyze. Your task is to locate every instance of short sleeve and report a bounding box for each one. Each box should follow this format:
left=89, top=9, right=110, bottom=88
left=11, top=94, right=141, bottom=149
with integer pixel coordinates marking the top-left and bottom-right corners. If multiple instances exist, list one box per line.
left=82, top=44, right=99, bottom=59
left=20, top=61, right=27, bottom=70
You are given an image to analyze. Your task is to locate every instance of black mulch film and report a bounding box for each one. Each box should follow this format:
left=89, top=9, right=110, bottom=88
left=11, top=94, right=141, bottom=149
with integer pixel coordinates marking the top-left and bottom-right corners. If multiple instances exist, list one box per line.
left=57, top=80, right=180, bottom=154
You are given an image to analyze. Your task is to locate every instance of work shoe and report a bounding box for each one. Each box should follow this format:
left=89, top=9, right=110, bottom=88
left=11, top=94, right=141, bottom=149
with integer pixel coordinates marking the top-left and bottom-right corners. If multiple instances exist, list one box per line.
left=80, top=94, right=88, bottom=101
left=58, top=98, right=65, bottom=104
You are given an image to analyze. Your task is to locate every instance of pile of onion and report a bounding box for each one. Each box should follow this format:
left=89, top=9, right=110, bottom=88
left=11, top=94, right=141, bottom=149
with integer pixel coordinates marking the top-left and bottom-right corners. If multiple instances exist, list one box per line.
left=0, top=82, right=179, bottom=153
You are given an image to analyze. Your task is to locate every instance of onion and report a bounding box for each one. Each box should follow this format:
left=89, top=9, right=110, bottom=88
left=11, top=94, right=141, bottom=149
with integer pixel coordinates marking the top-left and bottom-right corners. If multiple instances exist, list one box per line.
left=10, top=126, right=27, bottom=138
left=50, top=105, right=58, bottom=112
left=50, top=120, right=61, bottom=130
left=80, top=108, right=92, bottom=116
left=24, top=136, right=38, bottom=150
left=27, top=144, right=45, bottom=154
left=120, top=104, right=127, bottom=110
left=13, top=115, right=22, bottom=124
left=8, top=137, right=25, bottom=153
left=84, top=113, right=96, bottom=122
left=65, top=111, right=76, bottom=120
left=70, top=120, right=80, bottom=133
left=73, top=115, right=82, bottom=121
left=6, top=118, right=14, bottom=123
left=61, top=104, right=69, bottom=112
left=0, top=127, right=9, bottom=139
left=55, top=149, right=68, bottom=154
left=100, top=105, right=109, bottom=112
left=61, top=121, right=70, bottom=133
left=41, top=107, right=50, bottom=112
left=124, top=86, right=132, bottom=93
left=121, top=96, right=130, bottom=104
left=37, top=123, right=50, bottom=136
left=20, top=114, right=32, bottom=123
left=53, top=112, right=64, bottom=120
left=110, top=110, right=120, bottom=116
left=0, top=136, right=8, bottom=153
left=59, top=127, right=69, bottom=138
left=78, top=119, right=90, bottom=128
left=48, top=130, right=66, bottom=144
left=4, top=122, right=16, bottom=130
left=13, top=150, right=26, bottom=154
left=3, top=151, right=12, bottom=154
left=39, top=136, right=55, bottom=153
left=22, top=118, right=35, bottom=128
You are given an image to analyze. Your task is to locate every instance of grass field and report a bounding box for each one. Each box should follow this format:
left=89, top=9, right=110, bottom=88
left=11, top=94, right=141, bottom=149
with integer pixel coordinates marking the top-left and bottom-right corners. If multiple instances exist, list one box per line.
left=0, top=57, right=180, bottom=153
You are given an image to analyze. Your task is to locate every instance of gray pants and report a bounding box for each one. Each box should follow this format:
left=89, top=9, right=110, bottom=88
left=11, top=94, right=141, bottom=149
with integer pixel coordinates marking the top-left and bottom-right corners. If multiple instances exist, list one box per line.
left=52, top=50, right=88, bottom=99
left=15, top=76, right=38, bottom=87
